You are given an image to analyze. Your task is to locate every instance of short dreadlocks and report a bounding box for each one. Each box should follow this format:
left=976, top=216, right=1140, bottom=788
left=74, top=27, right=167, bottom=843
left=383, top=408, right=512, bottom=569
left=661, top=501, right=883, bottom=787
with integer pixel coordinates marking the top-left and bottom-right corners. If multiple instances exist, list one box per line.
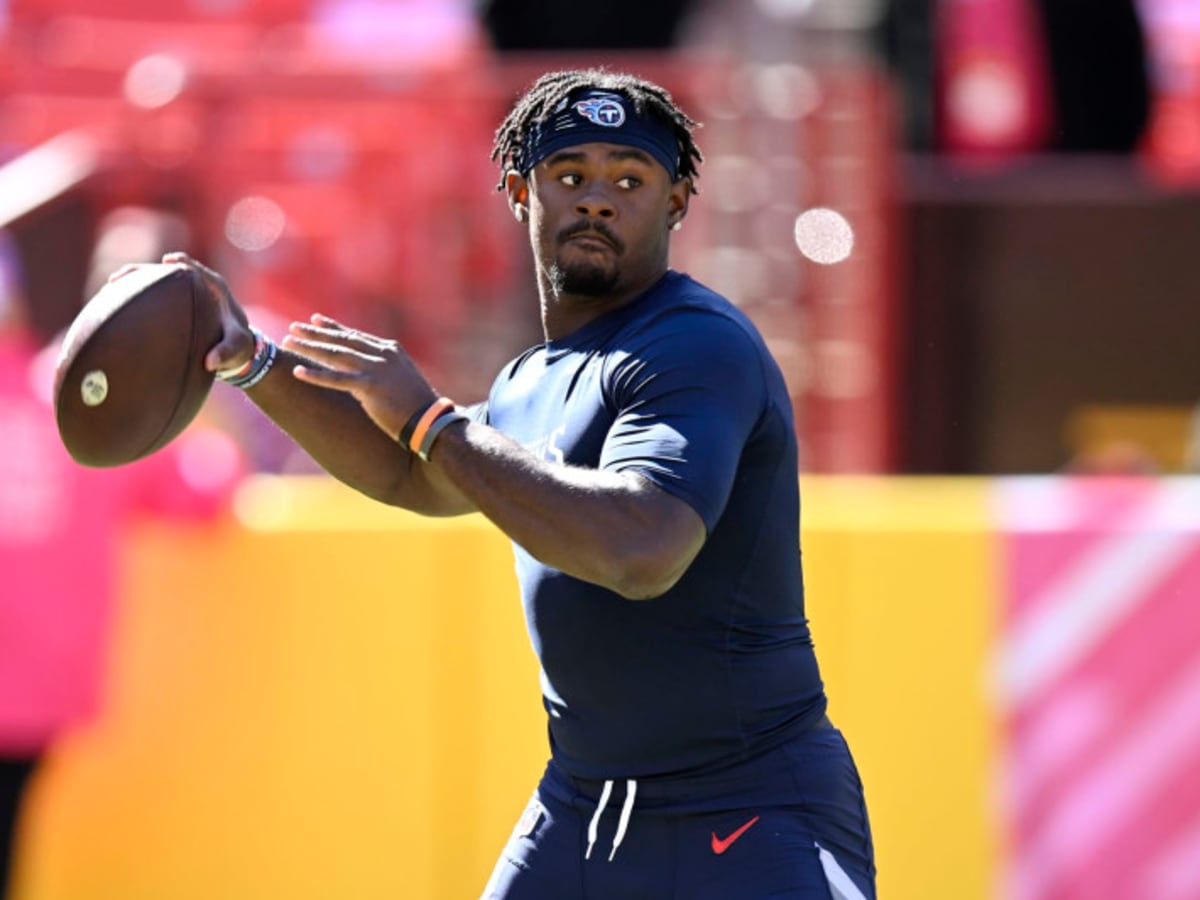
left=491, top=68, right=703, bottom=193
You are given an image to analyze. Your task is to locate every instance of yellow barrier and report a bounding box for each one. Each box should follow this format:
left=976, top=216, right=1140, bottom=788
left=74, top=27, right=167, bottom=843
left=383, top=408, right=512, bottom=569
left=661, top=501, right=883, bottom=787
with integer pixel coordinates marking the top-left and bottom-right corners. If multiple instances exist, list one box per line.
left=15, top=476, right=1000, bottom=900
left=802, top=478, right=1001, bottom=899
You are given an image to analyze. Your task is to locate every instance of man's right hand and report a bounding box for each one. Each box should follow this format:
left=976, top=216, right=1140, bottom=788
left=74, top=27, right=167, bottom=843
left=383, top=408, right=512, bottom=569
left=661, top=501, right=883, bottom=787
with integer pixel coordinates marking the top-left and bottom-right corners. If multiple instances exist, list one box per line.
left=159, top=251, right=255, bottom=376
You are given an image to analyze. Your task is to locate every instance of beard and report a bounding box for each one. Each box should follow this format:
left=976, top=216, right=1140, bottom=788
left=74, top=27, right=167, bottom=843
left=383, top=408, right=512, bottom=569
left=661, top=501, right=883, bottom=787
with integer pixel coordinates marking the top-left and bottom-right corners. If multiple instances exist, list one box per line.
left=548, top=258, right=620, bottom=297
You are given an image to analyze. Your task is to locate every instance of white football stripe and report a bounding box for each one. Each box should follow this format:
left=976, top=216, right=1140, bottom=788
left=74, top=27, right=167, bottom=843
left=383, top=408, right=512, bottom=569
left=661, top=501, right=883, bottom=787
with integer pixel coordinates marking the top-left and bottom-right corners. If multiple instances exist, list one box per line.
left=994, top=486, right=1199, bottom=711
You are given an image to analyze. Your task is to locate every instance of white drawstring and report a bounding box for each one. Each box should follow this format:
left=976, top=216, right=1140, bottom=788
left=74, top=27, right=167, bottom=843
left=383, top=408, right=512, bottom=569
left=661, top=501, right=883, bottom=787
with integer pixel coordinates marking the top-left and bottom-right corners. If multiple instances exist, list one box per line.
left=583, top=778, right=639, bottom=862
left=584, top=779, right=614, bottom=860
left=608, top=779, right=637, bottom=861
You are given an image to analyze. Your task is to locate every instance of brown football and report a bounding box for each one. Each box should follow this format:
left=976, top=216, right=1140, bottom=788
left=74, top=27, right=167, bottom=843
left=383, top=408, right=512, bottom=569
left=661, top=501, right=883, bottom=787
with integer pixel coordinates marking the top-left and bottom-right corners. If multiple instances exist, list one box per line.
left=53, top=263, right=222, bottom=468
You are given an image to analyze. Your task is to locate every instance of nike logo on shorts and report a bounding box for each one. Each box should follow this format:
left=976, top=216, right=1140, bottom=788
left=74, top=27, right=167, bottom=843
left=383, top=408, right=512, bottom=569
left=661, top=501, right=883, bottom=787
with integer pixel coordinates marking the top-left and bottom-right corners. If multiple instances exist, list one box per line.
left=710, top=815, right=760, bottom=855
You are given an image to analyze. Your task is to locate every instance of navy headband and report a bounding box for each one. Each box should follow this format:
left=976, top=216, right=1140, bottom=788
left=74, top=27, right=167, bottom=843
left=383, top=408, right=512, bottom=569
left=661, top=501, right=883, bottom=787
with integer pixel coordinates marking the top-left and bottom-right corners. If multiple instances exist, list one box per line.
left=517, top=89, right=681, bottom=181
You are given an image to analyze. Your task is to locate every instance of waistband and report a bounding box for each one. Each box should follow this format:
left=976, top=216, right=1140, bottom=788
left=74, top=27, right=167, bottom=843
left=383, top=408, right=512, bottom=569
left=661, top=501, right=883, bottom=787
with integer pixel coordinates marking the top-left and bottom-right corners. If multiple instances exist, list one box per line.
left=549, top=714, right=836, bottom=809
left=545, top=714, right=838, bottom=863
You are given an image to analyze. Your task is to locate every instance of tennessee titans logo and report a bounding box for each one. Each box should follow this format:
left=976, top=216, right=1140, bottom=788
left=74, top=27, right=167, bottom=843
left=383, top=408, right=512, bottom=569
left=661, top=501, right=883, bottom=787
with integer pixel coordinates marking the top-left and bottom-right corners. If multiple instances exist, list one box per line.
left=574, top=97, right=626, bottom=128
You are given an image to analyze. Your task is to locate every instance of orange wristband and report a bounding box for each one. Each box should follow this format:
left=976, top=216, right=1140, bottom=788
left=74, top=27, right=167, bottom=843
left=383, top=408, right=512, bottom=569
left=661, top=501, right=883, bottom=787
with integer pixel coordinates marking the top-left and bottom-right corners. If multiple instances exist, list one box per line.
left=407, top=397, right=454, bottom=453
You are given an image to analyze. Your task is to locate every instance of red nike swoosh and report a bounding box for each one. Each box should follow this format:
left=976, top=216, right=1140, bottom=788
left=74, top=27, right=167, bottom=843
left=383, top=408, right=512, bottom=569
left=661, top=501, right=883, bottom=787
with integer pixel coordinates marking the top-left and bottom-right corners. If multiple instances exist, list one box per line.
left=711, top=815, right=760, bottom=855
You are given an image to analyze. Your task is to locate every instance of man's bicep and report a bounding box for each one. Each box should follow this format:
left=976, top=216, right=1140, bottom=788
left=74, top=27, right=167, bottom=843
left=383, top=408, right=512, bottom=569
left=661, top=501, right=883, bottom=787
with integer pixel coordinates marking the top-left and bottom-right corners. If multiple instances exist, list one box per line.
left=603, top=383, right=761, bottom=531
left=624, top=471, right=709, bottom=593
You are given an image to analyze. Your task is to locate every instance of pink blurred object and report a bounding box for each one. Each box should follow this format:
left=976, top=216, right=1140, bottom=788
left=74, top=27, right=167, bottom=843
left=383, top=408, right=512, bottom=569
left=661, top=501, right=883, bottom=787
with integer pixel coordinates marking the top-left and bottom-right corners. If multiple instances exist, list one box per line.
left=308, top=0, right=481, bottom=62
left=1136, top=0, right=1200, bottom=185
left=995, top=477, right=1200, bottom=900
left=936, top=0, right=1055, bottom=159
left=0, top=332, right=243, bottom=753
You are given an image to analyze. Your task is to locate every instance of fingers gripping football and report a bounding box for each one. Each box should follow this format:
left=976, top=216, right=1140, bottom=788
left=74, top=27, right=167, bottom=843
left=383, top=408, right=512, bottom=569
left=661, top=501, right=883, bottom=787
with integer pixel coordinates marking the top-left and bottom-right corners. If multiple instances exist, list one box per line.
left=159, top=252, right=255, bottom=375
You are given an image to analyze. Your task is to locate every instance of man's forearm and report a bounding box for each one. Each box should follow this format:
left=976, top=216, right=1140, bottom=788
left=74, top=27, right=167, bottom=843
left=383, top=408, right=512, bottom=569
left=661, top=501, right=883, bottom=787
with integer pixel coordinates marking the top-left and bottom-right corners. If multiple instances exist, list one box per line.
left=428, top=421, right=705, bottom=598
left=241, top=346, right=461, bottom=513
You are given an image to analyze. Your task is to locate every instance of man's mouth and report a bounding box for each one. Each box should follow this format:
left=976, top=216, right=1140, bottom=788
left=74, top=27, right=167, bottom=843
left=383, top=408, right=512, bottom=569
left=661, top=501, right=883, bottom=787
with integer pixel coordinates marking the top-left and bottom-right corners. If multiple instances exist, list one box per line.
left=567, top=233, right=614, bottom=252
left=560, top=222, right=622, bottom=253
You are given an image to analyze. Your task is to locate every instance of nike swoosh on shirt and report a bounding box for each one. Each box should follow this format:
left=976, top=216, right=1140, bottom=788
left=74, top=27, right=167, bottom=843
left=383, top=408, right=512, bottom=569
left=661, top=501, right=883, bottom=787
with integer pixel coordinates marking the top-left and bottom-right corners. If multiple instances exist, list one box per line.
left=711, top=815, right=760, bottom=855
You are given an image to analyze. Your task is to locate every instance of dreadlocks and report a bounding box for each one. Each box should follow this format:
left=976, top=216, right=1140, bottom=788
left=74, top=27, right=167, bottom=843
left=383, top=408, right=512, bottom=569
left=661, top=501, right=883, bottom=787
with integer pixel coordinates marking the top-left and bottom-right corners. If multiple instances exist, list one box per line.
left=491, top=68, right=703, bottom=193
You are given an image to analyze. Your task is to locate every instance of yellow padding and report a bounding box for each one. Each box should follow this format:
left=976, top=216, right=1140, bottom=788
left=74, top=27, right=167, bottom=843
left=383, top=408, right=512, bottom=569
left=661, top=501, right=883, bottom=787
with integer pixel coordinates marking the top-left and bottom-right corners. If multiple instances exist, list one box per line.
left=17, top=476, right=1000, bottom=900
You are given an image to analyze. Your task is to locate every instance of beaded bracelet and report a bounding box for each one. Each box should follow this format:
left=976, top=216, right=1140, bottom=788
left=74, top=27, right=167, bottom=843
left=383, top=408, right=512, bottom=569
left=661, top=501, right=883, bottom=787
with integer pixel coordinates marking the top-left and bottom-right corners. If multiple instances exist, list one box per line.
left=236, top=339, right=277, bottom=389
left=214, top=328, right=263, bottom=383
left=216, top=328, right=277, bottom=389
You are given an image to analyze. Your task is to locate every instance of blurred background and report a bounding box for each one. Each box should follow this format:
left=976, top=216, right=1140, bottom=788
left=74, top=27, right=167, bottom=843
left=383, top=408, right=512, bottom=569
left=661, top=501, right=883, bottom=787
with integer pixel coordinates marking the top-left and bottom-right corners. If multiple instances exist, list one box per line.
left=0, top=0, right=1198, bottom=898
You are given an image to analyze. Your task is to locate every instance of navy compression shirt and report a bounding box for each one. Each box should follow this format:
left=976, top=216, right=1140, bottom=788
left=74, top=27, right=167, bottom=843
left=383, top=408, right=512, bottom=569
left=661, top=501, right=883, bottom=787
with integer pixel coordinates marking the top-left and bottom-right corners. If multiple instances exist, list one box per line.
left=478, top=271, right=827, bottom=780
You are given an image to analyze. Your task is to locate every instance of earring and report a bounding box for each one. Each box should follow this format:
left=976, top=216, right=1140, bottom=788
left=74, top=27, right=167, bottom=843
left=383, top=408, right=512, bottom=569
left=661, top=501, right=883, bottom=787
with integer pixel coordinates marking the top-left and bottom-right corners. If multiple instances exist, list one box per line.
left=670, top=221, right=682, bottom=232
left=515, top=206, right=527, bottom=223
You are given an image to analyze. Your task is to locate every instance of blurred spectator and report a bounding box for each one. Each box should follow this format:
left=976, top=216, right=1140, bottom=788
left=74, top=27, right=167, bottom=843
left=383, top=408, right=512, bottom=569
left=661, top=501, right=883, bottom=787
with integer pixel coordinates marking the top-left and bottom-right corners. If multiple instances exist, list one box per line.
left=934, top=0, right=1057, bottom=156
left=1065, top=439, right=1161, bottom=476
left=479, top=0, right=701, bottom=51
left=881, top=0, right=1150, bottom=155
left=1135, top=0, right=1200, bottom=183
left=0, top=228, right=243, bottom=899
left=1035, top=0, right=1151, bottom=153
left=1187, top=405, right=1200, bottom=473
left=875, top=0, right=938, bottom=149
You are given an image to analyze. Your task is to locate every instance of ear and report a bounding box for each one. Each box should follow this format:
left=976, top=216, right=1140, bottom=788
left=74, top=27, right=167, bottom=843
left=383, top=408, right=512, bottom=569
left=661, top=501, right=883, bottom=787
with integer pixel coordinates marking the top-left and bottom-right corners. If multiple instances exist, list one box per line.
left=506, top=170, right=530, bottom=223
left=667, top=177, right=691, bottom=231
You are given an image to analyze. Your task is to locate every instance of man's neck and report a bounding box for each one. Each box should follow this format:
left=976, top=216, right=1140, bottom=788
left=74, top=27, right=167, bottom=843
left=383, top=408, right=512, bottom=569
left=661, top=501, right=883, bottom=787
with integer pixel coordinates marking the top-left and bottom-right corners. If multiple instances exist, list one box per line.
left=538, top=268, right=668, bottom=341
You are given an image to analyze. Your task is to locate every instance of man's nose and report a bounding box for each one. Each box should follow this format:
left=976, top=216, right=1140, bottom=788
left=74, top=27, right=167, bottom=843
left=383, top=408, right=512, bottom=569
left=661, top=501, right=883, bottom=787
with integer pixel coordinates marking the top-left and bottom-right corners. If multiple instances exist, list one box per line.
left=575, top=188, right=616, bottom=219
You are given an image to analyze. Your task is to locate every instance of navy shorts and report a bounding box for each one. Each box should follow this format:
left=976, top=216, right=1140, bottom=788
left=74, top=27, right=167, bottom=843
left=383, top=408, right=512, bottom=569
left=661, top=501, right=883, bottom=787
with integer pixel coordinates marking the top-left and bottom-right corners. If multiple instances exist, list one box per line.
left=481, top=723, right=875, bottom=899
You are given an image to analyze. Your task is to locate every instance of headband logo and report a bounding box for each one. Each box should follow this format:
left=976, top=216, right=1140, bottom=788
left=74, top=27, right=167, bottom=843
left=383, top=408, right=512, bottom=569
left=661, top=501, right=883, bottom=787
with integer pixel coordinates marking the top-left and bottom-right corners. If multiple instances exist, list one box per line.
left=573, top=97, right=626, bottom=128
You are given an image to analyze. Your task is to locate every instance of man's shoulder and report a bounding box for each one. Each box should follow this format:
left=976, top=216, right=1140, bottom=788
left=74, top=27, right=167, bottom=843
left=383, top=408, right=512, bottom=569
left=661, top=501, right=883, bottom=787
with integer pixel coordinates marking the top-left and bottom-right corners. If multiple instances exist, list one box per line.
left=655, top=270, right=733, bottom=310
left=496, top=340, right=545, bottom=379
left=636, top=271, right=763, bottom=345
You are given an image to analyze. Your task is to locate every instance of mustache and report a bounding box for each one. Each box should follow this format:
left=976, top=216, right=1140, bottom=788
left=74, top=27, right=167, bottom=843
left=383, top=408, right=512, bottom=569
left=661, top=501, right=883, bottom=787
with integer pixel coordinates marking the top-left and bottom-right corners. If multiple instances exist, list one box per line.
left=558, top=220, right=624, bottom=253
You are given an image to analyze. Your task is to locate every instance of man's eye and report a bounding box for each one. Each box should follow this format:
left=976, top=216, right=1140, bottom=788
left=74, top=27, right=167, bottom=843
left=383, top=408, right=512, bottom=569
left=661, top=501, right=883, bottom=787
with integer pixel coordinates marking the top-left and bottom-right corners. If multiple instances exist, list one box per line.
left=617, top=176, right=641, bottom=189
left=559, top=173, right=582, bottom=186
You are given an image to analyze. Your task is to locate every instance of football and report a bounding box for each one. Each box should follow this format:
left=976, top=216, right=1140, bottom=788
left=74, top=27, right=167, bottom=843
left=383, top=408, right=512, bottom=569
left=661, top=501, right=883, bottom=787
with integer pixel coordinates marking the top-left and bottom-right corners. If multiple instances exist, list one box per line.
left=53, top=263, right=223, bottom=468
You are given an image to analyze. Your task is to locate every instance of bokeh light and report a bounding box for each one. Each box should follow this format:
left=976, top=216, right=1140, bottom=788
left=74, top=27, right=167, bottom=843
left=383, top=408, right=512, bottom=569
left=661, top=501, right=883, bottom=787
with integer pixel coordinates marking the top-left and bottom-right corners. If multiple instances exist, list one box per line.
left=793, top=207, right=855, bottom=264
left=224, top=196, right=287, bottom=253
left=122, top=54, right=188, bottom=110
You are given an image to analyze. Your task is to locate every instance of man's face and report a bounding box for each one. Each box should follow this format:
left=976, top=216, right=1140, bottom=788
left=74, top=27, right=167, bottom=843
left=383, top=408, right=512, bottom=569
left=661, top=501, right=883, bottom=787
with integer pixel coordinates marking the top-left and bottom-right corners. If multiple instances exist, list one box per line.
left=523, top=142, right=685, bottom=298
